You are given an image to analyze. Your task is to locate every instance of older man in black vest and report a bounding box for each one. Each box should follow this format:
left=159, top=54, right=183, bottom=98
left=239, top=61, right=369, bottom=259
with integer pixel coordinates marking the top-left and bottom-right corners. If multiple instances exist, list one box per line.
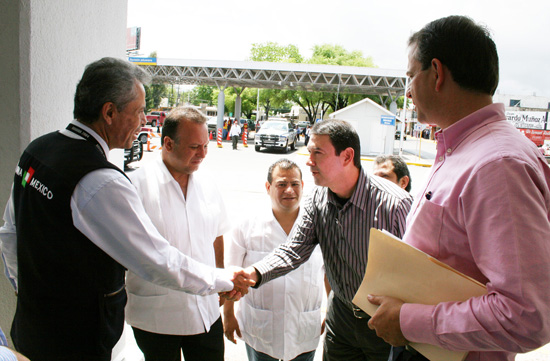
left=0, top=57, right=253, bottom=361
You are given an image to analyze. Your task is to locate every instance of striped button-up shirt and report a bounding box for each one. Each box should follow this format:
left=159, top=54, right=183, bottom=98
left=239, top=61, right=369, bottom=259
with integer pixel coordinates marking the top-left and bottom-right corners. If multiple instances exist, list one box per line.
left=0, top=327, right=16, bottom=361
left=253, top=168, right=413, bottom=307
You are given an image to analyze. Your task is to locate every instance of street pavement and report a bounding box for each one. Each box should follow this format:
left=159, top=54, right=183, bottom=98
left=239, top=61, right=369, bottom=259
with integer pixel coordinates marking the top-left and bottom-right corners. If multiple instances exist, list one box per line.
left=117, top=133, right=549, bottom=361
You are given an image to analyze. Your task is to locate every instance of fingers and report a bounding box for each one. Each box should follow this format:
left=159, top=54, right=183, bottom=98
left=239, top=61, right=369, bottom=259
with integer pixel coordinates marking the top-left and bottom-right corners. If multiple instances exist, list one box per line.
left=223, top=320, right=241, bottom=344
left=365, top=295, right=408, bottom=346
left=232, top=272, right=256, bottom=289
left=225, top=329, right=236, bottom=344
left=367, top=294, right=382, bottom=305
left=367, top=317, right=376, bottom=330
left=220, top=290, right=243, bottom=302
left=225, top=267, right=258, bottom=300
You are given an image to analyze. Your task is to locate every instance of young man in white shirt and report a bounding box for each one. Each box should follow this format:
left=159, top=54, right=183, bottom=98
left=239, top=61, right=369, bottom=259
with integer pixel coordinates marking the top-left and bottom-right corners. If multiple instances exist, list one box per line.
left=224, top=159, right=326, bottom=361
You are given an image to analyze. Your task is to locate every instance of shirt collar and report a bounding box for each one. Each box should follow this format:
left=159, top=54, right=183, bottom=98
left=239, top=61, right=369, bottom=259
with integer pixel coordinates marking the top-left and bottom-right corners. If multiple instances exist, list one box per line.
left=327, top=167, right=369, bottom=211
left=435, top=103, right=505, bottom=153
left=62, top=120, right=110, bottom=158
left=154, top=155, right=195, bottom=187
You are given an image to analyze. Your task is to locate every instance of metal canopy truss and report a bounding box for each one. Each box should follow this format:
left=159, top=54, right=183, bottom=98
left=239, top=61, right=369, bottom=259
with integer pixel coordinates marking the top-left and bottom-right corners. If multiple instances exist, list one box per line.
left=139, top=58, right=407, bottom=99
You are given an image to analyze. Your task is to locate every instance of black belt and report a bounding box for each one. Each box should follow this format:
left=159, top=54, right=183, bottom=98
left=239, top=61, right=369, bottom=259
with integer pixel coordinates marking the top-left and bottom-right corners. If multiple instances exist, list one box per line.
left=335, top=294, right=370, bottom=319
left=352, top=305, right=369, bottom=319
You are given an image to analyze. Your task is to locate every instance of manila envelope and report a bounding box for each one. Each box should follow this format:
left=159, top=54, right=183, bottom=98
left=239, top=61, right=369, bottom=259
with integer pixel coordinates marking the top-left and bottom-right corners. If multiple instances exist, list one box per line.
left=352, top=228, right=487, bottom=361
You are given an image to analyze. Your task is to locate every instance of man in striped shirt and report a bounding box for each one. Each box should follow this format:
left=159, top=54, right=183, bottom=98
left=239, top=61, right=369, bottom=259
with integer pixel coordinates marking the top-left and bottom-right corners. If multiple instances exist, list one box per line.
left=241, top=119, right=413, bottom=360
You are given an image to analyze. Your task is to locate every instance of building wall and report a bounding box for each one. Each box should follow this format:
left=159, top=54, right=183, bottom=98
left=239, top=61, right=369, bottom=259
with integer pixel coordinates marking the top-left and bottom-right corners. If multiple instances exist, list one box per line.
left=0, top=0, right=128, bottom=348
left=494, top=92, right=550, bottom=110
left=330, top=99, right=395, bottom=155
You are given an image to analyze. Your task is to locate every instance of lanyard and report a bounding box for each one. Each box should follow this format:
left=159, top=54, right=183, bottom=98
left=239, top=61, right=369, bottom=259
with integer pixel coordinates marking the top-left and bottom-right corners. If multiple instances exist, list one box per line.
left=65, top=123, right=106, bottom=159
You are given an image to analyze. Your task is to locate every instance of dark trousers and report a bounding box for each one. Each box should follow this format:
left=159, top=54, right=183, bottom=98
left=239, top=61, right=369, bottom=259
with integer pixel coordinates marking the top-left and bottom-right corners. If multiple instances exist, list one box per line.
left=232, top=135, right=239, bottom=149
left=323, top=292, right=391, bottom=361
left=132, top=317, right=224, bottom=361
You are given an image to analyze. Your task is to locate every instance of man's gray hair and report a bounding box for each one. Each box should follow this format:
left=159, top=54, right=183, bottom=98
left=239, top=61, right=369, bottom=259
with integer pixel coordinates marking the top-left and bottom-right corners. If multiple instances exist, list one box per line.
left=73, top=57, right=151, bottom=124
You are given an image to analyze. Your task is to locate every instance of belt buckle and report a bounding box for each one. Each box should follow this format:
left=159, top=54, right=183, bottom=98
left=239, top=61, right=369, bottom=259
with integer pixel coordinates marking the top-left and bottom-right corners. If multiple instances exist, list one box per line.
left=352, top=305, right=368, bottom=319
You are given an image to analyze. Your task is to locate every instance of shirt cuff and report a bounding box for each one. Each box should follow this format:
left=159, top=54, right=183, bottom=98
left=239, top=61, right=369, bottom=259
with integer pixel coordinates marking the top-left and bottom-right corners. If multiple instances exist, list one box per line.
left=251, top=262, right=270, bottom=287
left=213, top=269, right=234, bottom=293
left=0, top=346, right=17, bottom=361
left=401, top=303, right=439, bottom=345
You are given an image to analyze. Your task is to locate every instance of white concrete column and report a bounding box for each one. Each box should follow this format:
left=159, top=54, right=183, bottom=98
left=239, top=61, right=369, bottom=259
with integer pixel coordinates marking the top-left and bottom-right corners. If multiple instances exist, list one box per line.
left=234, top=87, right=245, bottom=120
left=389, top=100, right=398, bottom=114
left=217, top=87, right=226, bottom=129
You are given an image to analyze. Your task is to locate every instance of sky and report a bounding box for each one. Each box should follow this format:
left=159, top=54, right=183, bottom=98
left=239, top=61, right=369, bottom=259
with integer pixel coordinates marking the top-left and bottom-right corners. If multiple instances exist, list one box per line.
left=127, top=0, right=550, bottom=98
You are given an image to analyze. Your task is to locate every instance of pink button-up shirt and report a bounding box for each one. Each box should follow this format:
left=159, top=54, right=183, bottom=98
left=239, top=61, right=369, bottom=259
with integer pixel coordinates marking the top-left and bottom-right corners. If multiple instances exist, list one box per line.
left=400, top=103, right=550, bottom=360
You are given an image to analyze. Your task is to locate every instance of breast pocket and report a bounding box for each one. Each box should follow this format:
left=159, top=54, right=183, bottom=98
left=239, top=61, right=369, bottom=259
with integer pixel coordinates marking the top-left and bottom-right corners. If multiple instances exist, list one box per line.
left=243, top=249, right=270, bottom=266
left=240, top=303, right=273, bottom=341
left=297, top=309, right=321, bottom=343
left=407, top=200, right=444, bottom=258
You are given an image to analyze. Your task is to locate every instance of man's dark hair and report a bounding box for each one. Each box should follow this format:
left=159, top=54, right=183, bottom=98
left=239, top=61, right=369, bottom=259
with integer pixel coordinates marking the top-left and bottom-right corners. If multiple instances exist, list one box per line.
left=374, top=155, right=412, bottom=192
left=73, top=57, right=151, bottom=124
left=311, top=119, right=361, bottom=168
left=161, top=106, right=208, bottom=146
left=267, top=159, right=302, bottom=184
left=408, top=15, right=499, bottom=95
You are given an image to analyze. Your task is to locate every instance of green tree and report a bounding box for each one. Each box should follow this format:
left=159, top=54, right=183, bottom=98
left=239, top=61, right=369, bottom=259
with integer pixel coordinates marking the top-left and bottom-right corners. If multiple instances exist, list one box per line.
left=144, top=83, right=166, bottom=111
left=249, top=42, right=303, bottom=63
left=249, top=42, right=304, bottom=119
left=240, top=88, right=259, bottom=119
left=186, top=85, right=216, bottom=106
left=309, top=44, right=375, bottom=67
left=309, top=44, right=405, bottom=111
left=306, top=44, right=378, bottom=114
left=143, top=51, right=167, bottom=111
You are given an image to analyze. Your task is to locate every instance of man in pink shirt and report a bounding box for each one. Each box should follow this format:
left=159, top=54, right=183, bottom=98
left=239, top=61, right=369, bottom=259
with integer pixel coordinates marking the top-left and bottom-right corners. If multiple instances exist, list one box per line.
left=367, top=16, right=550, bottom=361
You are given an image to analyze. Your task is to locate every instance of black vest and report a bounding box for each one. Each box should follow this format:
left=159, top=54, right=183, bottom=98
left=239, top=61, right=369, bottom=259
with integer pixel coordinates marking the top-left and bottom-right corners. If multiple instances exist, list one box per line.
left=11, top=131, right=127, bottom=360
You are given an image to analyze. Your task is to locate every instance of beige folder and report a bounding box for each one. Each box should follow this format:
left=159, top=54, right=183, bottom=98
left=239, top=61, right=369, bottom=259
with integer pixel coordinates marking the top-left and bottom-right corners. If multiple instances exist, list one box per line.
left=352, top=228, right=487, bottom=361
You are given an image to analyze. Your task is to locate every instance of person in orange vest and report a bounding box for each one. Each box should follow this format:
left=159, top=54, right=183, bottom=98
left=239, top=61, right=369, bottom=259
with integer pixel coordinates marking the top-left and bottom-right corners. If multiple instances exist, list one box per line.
left=222, top=119, right=229, bottom=140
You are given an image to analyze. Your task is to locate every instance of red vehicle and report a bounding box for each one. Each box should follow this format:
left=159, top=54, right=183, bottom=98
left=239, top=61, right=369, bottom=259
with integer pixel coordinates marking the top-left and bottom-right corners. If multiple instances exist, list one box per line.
left=145, top=111, right=168, bottom=127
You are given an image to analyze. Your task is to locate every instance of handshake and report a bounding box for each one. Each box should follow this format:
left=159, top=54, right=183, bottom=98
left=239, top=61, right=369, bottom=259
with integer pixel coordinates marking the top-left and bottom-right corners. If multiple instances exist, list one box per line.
left=220, top=266, right=258, bottom=301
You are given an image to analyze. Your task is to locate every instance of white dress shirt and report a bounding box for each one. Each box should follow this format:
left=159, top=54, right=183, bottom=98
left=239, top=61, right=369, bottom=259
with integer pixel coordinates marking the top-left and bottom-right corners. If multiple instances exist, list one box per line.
left=226, top=205, right=324, bottom=361
left=0, top=120, right=233, bottom=295
left=125, top=156, right=229, bottom=335
left=229, top=124, right=241, bottom=137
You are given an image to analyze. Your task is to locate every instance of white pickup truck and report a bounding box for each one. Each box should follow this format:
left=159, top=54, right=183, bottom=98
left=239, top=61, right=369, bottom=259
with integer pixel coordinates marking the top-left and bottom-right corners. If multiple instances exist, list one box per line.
left=254, top=120, right=297, bottom=153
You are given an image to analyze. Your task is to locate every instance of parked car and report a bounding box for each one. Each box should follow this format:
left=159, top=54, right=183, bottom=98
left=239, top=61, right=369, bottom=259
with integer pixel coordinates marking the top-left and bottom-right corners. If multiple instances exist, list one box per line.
left=297, top=120, right=309, bottom=129
left=395, top=130, right=407, bottom=140
left=254, top=120, right=297, bottom=153
left=138, top=128, right=153, bottom=144
left=124, top=139, right=143, bottom=168
left=207, top=116, right=218, bottom=135
left=146, top=111, right=168, bottom=127
left=243, top=119, right=255, bottom=131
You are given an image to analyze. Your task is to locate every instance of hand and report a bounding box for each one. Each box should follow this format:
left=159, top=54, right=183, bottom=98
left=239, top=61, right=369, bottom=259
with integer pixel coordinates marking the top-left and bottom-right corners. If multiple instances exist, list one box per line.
left=231, top=268, right=256, bottom=294
left=223, top=309, right=242, bottom=344
left=240, top=266, right=260, bottom=284
left=219, top=267, right=257, bottom=301
left=219, top=289, right=242, bottom=301
left=367, top=294, right=408, bottom=346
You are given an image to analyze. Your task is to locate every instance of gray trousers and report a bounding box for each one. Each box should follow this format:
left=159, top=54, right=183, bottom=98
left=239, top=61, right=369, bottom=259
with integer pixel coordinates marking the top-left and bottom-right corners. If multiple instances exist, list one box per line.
left=323, top=292, right=391, bottom=361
